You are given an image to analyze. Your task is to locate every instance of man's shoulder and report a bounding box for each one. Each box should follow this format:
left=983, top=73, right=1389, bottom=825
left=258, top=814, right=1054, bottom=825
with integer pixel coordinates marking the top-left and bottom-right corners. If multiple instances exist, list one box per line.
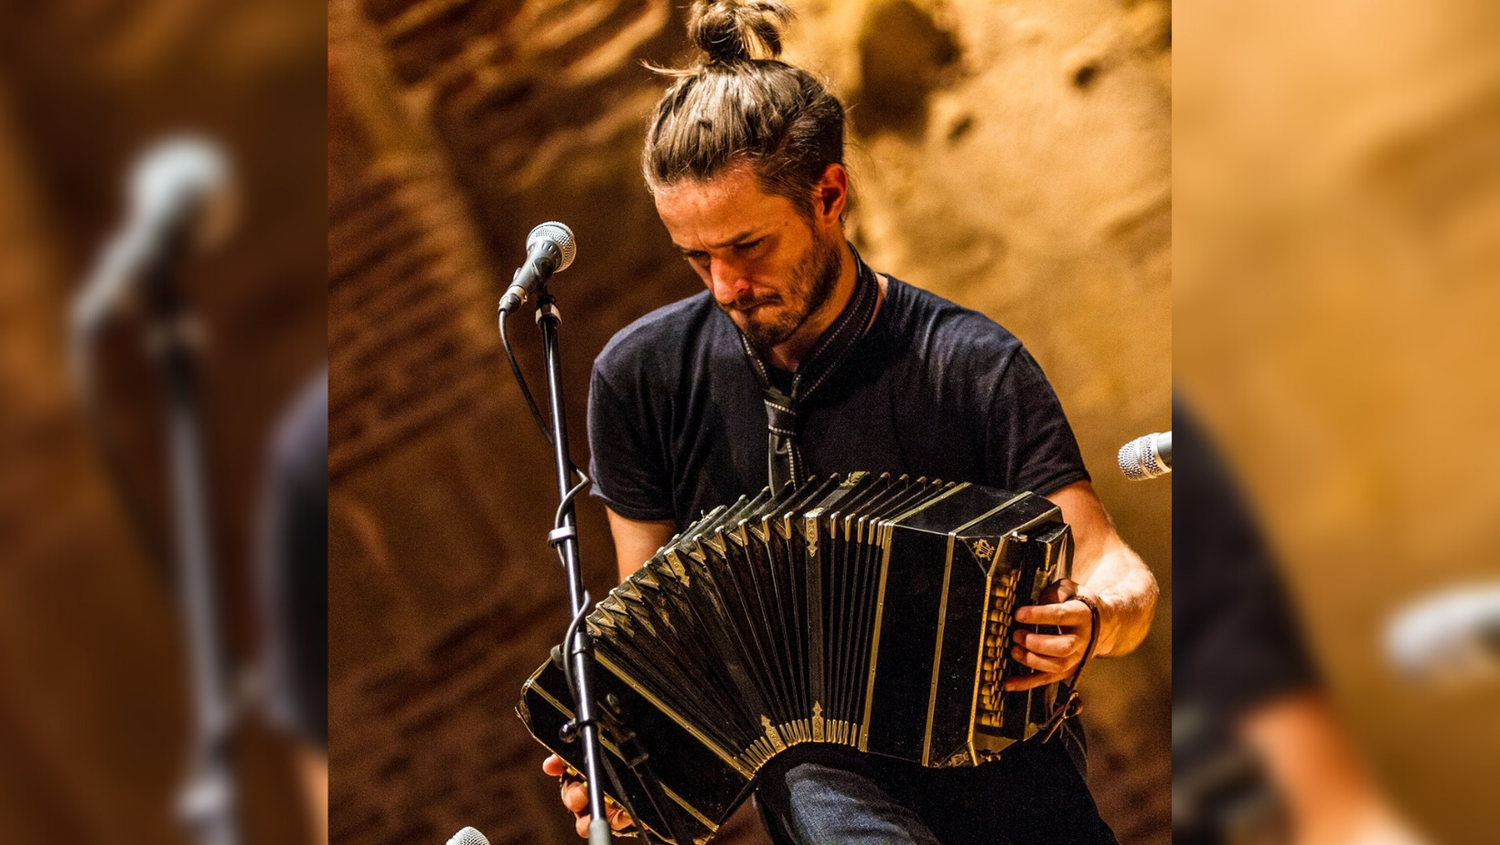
left=881, top=274, right=1026, bottom=363
left=595, top=290, right=718, bottom=381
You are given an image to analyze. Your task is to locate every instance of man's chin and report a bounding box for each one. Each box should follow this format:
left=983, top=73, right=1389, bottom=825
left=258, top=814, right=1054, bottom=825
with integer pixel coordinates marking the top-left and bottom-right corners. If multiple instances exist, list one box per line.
left=740, top=320, right=796, bottom=352
left=720, top=302, right=800, bottom=350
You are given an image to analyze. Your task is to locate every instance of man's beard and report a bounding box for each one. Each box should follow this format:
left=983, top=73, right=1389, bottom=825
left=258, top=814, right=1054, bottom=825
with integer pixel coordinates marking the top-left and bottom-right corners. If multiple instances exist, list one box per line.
left=732, top=232, right=843, bottom=353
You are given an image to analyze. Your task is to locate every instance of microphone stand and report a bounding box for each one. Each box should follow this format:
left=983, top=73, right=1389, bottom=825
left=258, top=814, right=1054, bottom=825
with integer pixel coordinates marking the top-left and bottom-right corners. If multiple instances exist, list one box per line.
left=529, top=287, right=614, bottom=845
left=507, top=280, right=694, bottom=845
left=143, top=233, right=241, bottom=845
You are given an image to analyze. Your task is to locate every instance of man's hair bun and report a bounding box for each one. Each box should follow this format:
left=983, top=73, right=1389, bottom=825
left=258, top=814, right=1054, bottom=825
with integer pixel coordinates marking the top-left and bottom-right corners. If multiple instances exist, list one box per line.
left=688, top=0, right=794, bottom=64
left=644, top=0, right=843, bottom=210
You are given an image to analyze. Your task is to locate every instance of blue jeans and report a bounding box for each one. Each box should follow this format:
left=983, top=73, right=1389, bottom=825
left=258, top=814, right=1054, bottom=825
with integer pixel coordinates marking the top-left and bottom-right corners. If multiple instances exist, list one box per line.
left=753, top=729, right=1116, bottom=845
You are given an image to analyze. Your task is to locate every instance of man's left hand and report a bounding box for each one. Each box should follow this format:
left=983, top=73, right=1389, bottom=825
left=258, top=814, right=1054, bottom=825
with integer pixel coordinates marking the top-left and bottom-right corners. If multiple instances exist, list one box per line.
left=1004, top=578, right=1096, bottom=691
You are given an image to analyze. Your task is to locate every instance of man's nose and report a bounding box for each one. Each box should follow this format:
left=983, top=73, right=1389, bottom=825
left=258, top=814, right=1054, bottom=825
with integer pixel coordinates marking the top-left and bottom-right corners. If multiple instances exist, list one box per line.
left=708, top=258, right=752, bottom=304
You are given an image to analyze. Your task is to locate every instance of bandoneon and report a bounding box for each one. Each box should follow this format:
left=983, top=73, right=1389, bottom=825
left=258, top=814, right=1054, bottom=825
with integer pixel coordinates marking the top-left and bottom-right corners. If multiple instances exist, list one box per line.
left=518, top=472, right=1075, bottom=844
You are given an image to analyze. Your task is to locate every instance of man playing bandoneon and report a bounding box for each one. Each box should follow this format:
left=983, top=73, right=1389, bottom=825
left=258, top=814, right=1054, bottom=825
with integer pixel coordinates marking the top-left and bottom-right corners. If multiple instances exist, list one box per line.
left=544, top=2, right=1158, bottom=842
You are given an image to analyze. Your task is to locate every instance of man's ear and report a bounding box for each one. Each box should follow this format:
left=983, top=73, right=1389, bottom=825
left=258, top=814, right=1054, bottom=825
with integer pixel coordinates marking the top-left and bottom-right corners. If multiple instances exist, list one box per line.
left=813, top=163, right=849, bottom=224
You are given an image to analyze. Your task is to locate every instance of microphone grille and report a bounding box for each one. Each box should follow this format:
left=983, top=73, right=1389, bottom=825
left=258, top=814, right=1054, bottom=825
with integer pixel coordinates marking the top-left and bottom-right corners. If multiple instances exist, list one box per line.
left=446, top=826, right=491, bottom=845
left=528, top=221, right=576, bottom=272
left=1118, top=433, right=1168, bottom=481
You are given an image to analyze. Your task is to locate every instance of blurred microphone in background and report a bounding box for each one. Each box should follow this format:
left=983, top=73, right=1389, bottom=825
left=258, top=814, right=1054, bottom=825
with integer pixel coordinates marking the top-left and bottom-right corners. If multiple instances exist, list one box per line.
left=72, top=136, right=236, bottom=334
left=1386, top=584, right=1500, bottom=685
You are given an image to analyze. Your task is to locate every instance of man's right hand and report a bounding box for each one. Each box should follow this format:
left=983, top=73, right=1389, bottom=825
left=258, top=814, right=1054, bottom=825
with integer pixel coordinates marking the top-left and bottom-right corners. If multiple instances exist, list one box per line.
left=542, top=753, right=634, bottom=838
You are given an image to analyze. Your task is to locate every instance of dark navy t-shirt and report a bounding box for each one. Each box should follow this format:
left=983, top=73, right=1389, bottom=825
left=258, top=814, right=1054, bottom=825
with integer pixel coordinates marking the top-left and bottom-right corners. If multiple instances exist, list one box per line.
left=588, top=275, right=1090, bottom=527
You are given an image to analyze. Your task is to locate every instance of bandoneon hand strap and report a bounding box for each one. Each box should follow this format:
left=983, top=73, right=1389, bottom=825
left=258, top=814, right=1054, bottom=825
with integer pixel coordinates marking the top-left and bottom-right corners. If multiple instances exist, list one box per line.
left=1041, top=593, right=1102, bottom=743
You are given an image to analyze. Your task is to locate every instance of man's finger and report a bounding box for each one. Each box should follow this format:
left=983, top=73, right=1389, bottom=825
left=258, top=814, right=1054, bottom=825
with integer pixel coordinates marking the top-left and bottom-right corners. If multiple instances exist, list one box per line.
left=1012, top=644, right=1072, bottom=674
left=561, top=781, right=589, bottom=814
left=571, top=803, right=633, bottom=837
left=1014, top=600, right=1091, bottom=627
left=542, top=754, right=567, bottom=777
left=607, top=804, right=634, bottom=831
left=1013, top=630, right=1079, bottom=657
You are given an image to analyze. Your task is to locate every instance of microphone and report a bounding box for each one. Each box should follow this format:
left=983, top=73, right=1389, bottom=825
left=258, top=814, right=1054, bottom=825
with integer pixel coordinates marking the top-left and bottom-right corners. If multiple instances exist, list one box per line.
left=1118, top=431, right=1172, bottom=480
left=446, top=826, right=490, bottom=845
left=1386, top=584, right=1500, bottom=684
left=498, top=222, right=576, bottom=314
left=71, top=136, right=235, bottom=331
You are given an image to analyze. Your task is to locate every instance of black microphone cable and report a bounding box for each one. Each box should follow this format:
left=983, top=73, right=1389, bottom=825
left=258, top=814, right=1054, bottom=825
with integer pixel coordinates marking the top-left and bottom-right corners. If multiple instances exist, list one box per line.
left=499, top=306, right=556, bottom=447
left=497, top=307, right=591, bottom=528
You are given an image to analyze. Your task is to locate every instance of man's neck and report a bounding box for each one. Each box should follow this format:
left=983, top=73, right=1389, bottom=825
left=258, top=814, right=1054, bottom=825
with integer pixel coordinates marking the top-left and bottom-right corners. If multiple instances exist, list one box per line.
left=766, top=239, right=860, bottom=372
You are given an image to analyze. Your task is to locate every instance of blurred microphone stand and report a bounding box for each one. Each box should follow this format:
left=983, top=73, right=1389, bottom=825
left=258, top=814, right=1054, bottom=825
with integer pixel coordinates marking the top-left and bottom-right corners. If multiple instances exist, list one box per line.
left=145, top=226, right=242, bottom=845
left=72, top=178, right=242, bottom=845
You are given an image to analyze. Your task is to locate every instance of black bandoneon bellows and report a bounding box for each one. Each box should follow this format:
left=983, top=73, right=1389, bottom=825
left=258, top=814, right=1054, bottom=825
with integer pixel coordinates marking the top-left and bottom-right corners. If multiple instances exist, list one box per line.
left=518, top=472, right=1074, bottom=844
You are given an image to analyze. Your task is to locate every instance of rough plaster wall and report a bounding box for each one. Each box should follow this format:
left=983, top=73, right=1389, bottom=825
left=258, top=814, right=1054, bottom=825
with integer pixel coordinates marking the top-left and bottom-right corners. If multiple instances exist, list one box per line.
left=327, top=1, right=1170, bottom=843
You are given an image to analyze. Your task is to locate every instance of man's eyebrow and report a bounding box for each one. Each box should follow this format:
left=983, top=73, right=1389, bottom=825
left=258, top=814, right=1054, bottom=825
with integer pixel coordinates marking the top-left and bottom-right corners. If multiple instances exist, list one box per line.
left=675, top=230, right=766, bottom=252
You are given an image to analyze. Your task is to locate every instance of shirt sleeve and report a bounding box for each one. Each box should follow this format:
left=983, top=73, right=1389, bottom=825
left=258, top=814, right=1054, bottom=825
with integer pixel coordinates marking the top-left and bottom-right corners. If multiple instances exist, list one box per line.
left=984, top=348, right=1092, bottom=496
left=587, top=357, right=677, bottom=522
left=259, top=372, right=329, bottom=749
left=1174, top=409, right=1320, bottom=719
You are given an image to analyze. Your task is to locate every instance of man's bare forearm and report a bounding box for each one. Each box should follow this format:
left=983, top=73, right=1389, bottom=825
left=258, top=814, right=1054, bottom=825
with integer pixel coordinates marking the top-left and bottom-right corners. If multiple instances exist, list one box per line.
left=1080, top=539, right=1158, bottom=656
left=1045, top=481, right=1159, bottom=658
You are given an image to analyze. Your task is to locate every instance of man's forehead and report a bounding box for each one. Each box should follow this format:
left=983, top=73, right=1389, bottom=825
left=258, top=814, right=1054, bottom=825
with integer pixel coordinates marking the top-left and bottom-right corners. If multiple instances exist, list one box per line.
left=654, top=166, right=795, bottom=244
